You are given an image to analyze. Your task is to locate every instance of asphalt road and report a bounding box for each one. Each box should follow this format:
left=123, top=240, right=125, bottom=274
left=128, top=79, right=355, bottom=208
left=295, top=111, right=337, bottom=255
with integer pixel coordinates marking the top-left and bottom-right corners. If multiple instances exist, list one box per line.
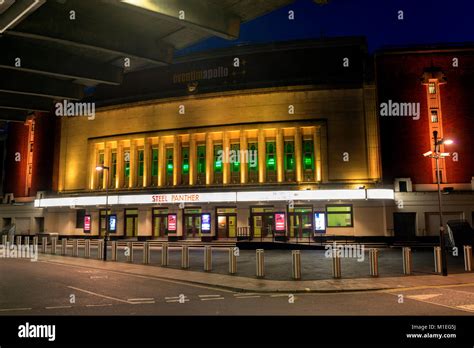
left=1, top=258, right=474, bottom=315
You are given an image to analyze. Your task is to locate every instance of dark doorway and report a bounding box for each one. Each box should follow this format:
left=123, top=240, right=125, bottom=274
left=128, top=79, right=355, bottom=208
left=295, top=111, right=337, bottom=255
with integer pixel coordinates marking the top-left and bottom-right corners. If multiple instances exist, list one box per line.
left=393, top=212, right=417, bottom=241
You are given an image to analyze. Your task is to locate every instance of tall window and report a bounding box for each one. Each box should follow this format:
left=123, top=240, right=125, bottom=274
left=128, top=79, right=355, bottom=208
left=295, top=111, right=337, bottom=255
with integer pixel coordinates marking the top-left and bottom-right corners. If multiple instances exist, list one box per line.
left=429, top=82, right=436, bottom=94
left=166, top=147, right=173, bottom=185
left=303, top=140, right=314, bottom=171
left=248, top=142, right=258, bottom=182
left=182, top=147, right=189, bottom=184
left=151, top=147, right=158, bottom=185
left=230, top=143, right=240, bottom=183
left=431, top=109, right=438, bottom=123
left=266, top=141, right=276, bottom=182
left=284, top=141, right=295, bottom=181
left=197, top=145, right=206, bottom=184
left=111, top=151, right=117, bottom=187
left=98, top=151, right=104, bottom=189
left=326, top=205, right=353, bottom=227
left=214, top=144, right=223, bottom=173
left=124, top=150, right=130, bottom=183
left=138, top=149, right=144, bottom=179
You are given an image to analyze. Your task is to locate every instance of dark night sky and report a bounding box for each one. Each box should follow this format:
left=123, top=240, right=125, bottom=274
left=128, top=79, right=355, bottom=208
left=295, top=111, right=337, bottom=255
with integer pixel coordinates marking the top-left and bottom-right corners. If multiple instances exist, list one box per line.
left=177, top=0, right=474, bottom=56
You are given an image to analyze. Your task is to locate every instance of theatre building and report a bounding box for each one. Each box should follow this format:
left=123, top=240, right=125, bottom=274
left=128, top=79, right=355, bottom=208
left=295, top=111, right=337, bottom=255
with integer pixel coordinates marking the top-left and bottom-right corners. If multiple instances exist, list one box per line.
left=31, top=37, right=393, bottom=241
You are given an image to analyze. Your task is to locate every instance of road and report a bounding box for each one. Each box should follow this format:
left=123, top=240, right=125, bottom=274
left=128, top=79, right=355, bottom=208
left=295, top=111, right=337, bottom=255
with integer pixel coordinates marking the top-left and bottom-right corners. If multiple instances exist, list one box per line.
left=1, top=258, right=474, bottom=315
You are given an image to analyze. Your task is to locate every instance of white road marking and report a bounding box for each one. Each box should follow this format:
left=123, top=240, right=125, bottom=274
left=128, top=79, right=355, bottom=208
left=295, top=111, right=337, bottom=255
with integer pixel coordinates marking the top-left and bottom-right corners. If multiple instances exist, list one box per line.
left=67, top=286, right=130, bottom=304
left=201, top=297, right=224, bottom=301
left=90, top=275, right=108, bottom=279
left=86, top=304, right=113, bottom=307
left=407, top=294, right=442, bottom=301
left=235, top=295, right=261, bottom=299
left=128, top=298, right=154, bottom=301
left=0, top=307, right=32, bottom=312
left=456, top=304, right=474, bottom=311
left=166, top=299, right=190, bottom=303
left=45, top=305, right=72, bottom=309
left=198, top=295, right=222, bottom=298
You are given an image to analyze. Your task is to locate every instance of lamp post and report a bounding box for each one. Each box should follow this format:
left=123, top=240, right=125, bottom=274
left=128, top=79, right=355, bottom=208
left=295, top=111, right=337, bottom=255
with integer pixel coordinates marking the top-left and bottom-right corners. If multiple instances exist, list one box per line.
left=96, top=165, right=110, bottom=261
left=423, top=130, right=453, bottom=276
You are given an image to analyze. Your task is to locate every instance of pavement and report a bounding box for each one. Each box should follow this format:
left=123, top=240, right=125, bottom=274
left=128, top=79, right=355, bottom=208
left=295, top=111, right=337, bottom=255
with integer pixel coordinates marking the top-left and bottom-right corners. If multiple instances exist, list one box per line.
left=35, top=250, right=474, bottom=293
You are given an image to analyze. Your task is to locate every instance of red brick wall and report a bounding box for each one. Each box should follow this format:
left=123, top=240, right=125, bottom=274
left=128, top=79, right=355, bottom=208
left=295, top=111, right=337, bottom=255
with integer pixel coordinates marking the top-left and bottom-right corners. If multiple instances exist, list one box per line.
left=4, top=112, right=56, bottom=198
left=376, top=50, right=474, bottom=185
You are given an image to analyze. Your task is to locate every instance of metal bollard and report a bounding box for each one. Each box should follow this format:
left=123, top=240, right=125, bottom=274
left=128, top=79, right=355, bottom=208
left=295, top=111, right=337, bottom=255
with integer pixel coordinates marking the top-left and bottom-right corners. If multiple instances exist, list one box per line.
left=181, top=245, right=189, bottom=269
left=16, top=235, right=22, bottom=246
left=434, top=246, right=442, bottom=274
left=51, top=238, right=57, bottom=255
left=402, top=247, right=412, bottom=275
left=24, top=236, right=30, bottom=246
left=127, top=242, right=133, bottom=262
left=143, top=242, right=150, bottom=264
left=8, top=235, right=14, bottom=245
left=204, top=246, right=212, bottom=272
left=369, top=248, right=379, bottom=277
left=256, top=249, right=264, bottom=278
left=229, top=247, right=237, bottom=275
left=41, top=237, right=47, bottom=253
left=61, top=238, right=67, bottom=256
left=2, top=235, right=7, bottom=245
left=72, top=239, right=78, bottom=257
left=292, top=250, right=301, bottom=280
left=111, top=241, right=117, bottom=261
left=464, top=245, right=472, bottom=272
left=33, top=236, right=38, bottom=248
left=332, top=248, right=341, bottom=279
left=84, top=239, right=90, bottom=258
left=161, top=242, right=169, bottom=266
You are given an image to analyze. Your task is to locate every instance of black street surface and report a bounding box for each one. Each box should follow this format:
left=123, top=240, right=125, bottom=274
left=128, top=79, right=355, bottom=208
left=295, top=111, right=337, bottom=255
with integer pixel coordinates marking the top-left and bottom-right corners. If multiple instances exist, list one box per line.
left=1, top=258, right=474, bottom=315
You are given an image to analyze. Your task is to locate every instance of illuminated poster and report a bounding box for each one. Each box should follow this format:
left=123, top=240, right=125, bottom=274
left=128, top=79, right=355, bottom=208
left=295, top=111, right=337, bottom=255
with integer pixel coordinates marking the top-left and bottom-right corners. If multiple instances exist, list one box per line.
left=314, top=212, right=326, bottom=232
left=201, top=213, right=211, bottom=233
left=275, top=213, right=286, bottom=231
left=168, top=214, right=177, bottom=231
left=84, top=215, right=91, bottom=233
left=108, top=214, right=117, bottom=233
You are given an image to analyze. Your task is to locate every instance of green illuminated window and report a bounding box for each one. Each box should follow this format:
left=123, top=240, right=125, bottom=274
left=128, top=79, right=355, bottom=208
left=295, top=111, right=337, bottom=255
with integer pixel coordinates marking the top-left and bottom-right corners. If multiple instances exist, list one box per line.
left=266, top=142, right=276, bottom=171
left=182, top=147, right=189, bottom=175
left=230, top=143, right=240, bottom=172
left=284, top=141, right=295, bottom=171
left=214, top=144, right=223, bottom=173
left=138, top=149, right=144, bottom=177
left=248, top=143, right=258, bottom=172
left=151, top=148, right=158, bottom=177
left=303, top=140, right=314, bottom=170
left=124, top=150, right=130, bottom=178
left=166, top=148, right=173, bottom=174
left=326, top=205, right=353, bottom=227
left=197, top=145, right=206, bottom=174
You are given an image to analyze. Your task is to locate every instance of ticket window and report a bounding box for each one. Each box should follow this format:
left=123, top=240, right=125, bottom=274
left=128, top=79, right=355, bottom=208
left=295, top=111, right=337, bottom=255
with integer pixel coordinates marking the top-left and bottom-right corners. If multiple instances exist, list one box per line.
left=216, top=208, right=237, bottom=238
left=152, top=208, right=168, bottom=237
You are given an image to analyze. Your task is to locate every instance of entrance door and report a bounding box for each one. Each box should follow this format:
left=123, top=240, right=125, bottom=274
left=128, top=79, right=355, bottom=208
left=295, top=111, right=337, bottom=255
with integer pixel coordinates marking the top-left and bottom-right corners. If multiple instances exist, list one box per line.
left=125, top=209, right=138, bottom=237
left=289, top=213, right=313, bottom=238
left=185, top=215, right=201, bottom=238
left=253, top=214, right=274, bottom=238
left=152, top=208, right=168, bottom=238
left=393, top=212, right=416, bottom=241
left=217, top=215, right=237, bottom=238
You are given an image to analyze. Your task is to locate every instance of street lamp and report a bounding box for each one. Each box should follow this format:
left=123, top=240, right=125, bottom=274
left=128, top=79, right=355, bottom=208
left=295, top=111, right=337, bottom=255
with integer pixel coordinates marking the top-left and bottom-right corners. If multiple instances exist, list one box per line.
left=423, top=130, right=453, bottom=276
left=96, top=165, right=110, bottom=261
